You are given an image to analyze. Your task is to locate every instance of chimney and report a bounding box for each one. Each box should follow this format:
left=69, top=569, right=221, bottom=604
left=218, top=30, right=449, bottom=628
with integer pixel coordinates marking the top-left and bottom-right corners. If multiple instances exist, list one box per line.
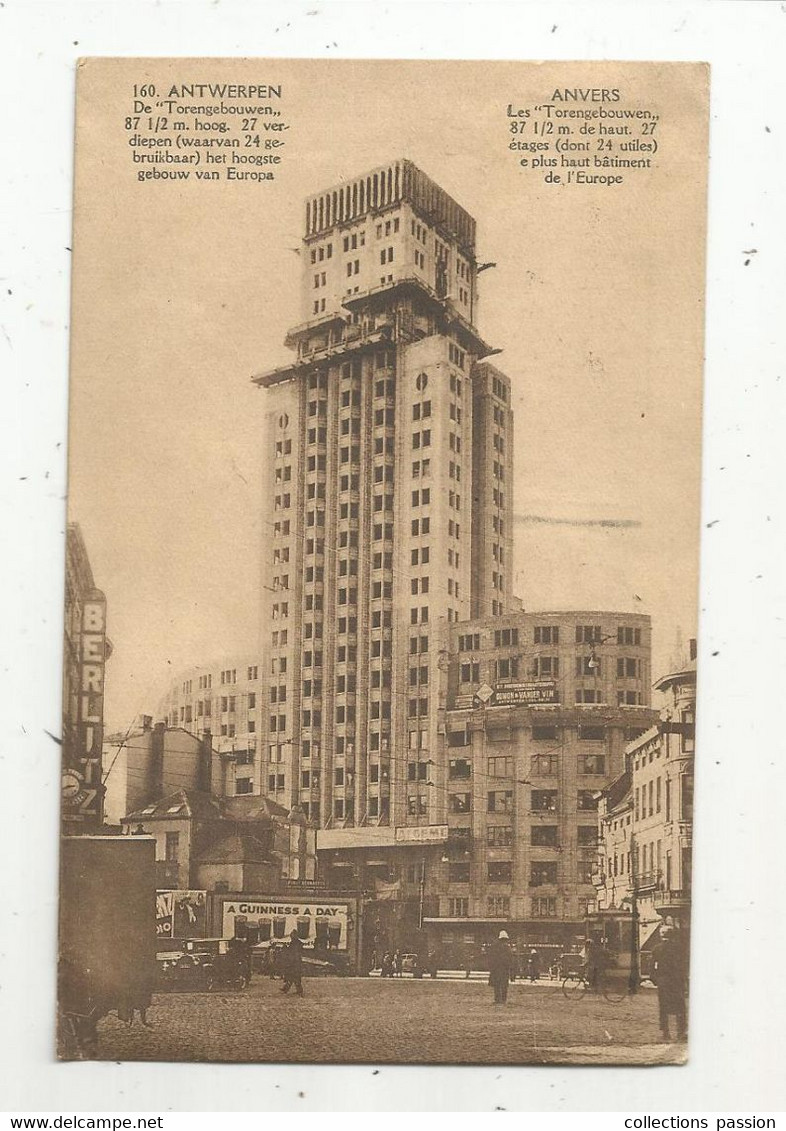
left=199, top=729, right=214, bottom=794
left=151, top=722, right=166, bottom=797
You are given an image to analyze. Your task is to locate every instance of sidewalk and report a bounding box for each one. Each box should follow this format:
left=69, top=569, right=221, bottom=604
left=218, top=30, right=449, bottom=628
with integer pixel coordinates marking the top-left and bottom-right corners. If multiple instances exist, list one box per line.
left=368, top=969, right=656, bottom=989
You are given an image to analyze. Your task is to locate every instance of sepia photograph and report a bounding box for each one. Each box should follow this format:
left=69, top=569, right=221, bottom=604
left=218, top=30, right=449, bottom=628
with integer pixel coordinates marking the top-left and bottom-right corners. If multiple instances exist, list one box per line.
left=58, top=57, right=708, bottom=1067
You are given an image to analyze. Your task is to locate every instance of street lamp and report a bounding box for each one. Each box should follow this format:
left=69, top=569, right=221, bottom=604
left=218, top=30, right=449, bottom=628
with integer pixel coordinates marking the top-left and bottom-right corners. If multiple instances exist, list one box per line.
left=628, top=835, right=640, bottom=994
left=418, top=857, right=427, bottom=931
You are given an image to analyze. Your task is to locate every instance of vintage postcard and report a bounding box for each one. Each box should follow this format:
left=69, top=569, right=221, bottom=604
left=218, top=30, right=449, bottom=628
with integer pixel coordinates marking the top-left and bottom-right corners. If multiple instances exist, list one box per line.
left=59, top=57, right=708, bottom=1065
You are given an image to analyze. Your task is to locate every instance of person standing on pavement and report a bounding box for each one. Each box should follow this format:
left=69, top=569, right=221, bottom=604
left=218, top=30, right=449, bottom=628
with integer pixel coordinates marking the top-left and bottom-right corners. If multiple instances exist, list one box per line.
left=281, top=930, right=305, bottom=997
left=488, top=930, right=514, bottom=1005
left=526, top=948, right=540, bottom=983
left=651, top=926, right=688, bottom=1041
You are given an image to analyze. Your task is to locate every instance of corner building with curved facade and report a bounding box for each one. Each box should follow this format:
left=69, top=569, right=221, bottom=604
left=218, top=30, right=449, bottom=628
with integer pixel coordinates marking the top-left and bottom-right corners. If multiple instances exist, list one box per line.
left=252, top=160, right=657, bottom=951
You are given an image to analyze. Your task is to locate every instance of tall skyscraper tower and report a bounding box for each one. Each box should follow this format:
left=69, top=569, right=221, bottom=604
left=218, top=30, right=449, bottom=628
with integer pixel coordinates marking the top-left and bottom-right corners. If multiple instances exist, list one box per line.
left=253, top=159, right=513, bottom=830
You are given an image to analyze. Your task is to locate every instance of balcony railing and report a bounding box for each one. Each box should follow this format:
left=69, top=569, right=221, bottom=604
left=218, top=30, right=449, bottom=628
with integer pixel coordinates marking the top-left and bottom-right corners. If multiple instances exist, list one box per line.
left=636, top=870, right=663, bottom=893
left=653, top=888, right=691, bottom=909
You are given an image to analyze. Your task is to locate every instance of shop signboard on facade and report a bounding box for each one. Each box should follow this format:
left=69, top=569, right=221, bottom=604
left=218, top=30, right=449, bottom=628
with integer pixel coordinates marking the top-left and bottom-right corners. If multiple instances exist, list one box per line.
left=62, top=590, right=108, bottom=829
left=492, top=681, right=559, bottom=706
left=156, top=890, right=207, bottom=938
left=222, top=898, right=349, bottom=951
left=394, top=825, right=449, bottom=844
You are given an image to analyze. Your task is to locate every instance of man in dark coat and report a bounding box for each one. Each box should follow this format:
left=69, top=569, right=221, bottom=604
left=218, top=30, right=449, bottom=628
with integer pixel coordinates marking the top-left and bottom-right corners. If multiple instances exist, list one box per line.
left=651, top=926, right=688, bottom=1041
left=488, top=930, right=514, bottom=1004
left=281, top=930, right=305, bottom=997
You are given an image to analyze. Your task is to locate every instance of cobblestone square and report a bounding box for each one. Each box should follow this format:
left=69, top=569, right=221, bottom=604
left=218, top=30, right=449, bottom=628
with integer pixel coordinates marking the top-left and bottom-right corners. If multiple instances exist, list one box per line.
left=96, top=977, right=685, bottom=1066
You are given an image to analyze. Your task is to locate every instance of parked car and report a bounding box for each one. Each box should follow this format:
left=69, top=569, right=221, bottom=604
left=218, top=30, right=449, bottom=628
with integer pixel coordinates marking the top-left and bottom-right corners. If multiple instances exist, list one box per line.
left=184, top=938, right=252, bottom=990
left=156, top=949, right=216, bottom=991
left=156, top=938, right=252, bottom=991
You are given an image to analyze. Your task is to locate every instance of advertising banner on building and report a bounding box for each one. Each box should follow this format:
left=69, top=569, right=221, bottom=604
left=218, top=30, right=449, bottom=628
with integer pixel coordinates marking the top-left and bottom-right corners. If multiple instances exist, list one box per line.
left=62, top=585, right=108, bottom=831
left=222, top=898, right=349, bottom=951
left=395, top=825, right=449, bottom=844
left=156, top=890, right=207, bottom=938
left=493, top=681, right=559, bottom=706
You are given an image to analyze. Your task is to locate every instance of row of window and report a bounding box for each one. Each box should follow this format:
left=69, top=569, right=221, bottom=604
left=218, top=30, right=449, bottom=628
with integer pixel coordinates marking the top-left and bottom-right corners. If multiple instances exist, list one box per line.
left=446, top=896, right=573, bottom=918
left=309, top=242, right=333, bottom=264
left=445, top=860, right=595, bottom=885
left=177, top=691, right=261, bottom=721
left=456, top=624, right=643, bottom=650
left=457, top=656, right=643, bottom=682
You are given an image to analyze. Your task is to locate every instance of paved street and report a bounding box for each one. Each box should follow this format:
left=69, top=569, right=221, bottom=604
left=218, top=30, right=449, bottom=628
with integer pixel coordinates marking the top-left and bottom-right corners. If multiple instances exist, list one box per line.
left=96, top=976, right=686, bottom=1065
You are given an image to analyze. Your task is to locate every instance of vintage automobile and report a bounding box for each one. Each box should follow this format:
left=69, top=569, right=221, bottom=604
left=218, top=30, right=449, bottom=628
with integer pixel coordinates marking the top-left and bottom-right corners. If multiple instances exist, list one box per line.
left=156, top=938, right=252, bottom=991
left=156, top=949, right=216, bottom=991
left=185, top=938, right=252, bottom=989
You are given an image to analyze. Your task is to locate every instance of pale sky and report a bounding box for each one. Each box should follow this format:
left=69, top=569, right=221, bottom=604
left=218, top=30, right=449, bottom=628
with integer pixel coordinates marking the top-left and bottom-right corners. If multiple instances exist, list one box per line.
left=67, top=59, right=707, bottom=732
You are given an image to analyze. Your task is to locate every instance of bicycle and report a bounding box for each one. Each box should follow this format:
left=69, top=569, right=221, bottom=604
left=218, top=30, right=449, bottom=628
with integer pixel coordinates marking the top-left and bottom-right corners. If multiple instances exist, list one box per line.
left=561, top=967, right=629, bottom=1003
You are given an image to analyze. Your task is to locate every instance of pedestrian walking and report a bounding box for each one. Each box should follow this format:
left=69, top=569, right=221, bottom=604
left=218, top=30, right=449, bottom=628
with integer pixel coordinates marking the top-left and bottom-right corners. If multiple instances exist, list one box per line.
left=280, top=930, right=305, bottom=997
left=526, top=948, right=540, bottom=983
left=380, top=951, right=394, bottom=978
left=651, top=926, right=688, bottom=1042
left=488, top=930, right=514, bottom=1005
left=393, top=949, right=403, bottom=977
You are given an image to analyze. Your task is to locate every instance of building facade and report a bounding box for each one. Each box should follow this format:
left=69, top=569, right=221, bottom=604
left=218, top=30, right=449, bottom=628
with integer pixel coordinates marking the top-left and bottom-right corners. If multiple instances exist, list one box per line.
left=144, top=162, right=667, bottom=957
left=318, top=610, right=656, bottom=956
left=244, top=160, right=665, bottom=957
left=156, top=659, right=262, bottom=797
left=595, top=647, right=697, bottom=952
left=253, top=159, right=515, bottom=830
left=103, top=719, right=219, bottom=824
left=121, top=789, right=316, bottom=893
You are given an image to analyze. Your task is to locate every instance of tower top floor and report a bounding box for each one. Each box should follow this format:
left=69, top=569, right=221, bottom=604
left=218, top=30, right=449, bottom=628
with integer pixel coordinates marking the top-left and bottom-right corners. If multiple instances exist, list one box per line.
left=304, top=158, right=476, bottom=253
left=297, top=159, right=481, bottom=331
